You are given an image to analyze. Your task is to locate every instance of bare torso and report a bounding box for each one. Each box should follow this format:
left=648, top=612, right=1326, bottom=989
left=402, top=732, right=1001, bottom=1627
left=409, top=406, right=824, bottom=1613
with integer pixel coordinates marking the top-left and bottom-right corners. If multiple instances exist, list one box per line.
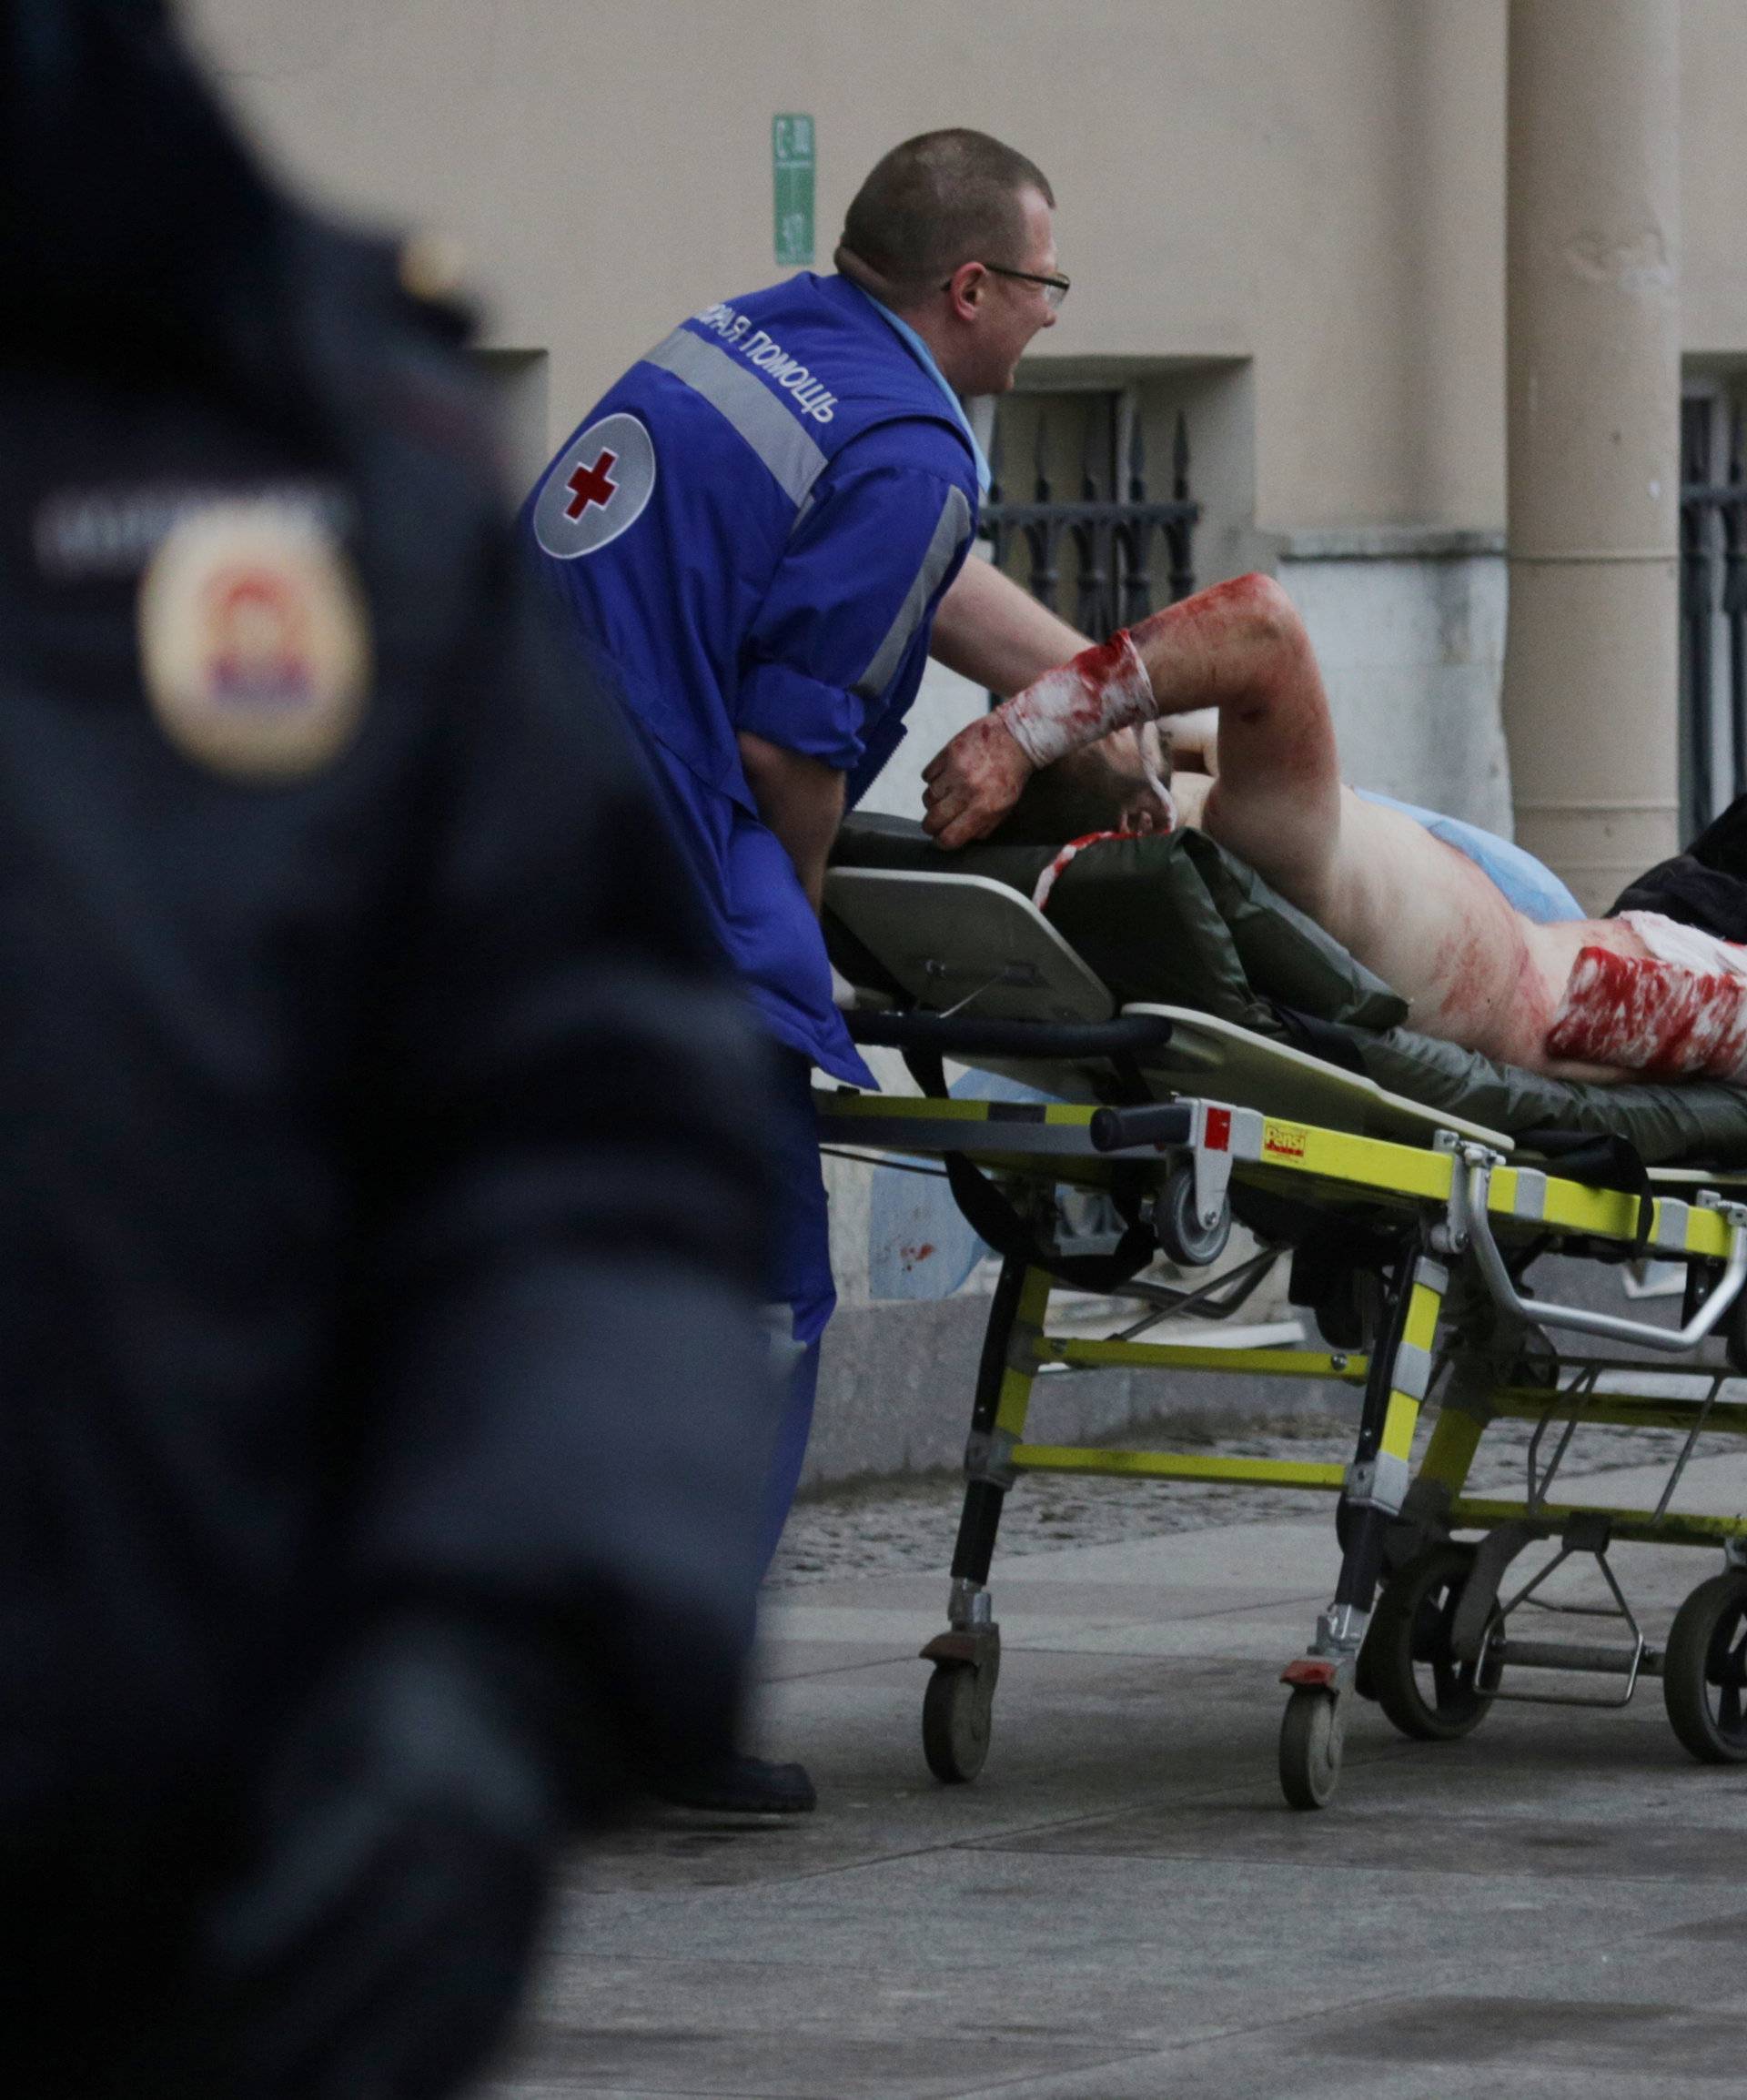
left=1170, top=772, right=1648, bottom=1078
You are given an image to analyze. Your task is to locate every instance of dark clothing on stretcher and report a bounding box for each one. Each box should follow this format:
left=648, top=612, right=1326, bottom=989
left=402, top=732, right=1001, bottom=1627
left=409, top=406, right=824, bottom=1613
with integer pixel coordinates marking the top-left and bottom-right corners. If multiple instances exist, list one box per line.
left=1611, top=791, right=1747, bottom=939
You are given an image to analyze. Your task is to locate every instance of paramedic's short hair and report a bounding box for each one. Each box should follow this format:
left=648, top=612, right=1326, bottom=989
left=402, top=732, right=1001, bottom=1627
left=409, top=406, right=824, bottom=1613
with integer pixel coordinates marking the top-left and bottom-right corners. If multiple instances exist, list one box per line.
left=841, top=130, right=1054, bottom=298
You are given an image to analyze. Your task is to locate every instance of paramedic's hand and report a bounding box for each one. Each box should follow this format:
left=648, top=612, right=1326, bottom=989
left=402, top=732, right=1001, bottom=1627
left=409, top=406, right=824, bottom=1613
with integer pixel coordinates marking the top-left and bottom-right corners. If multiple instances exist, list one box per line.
left=922, top=712, right=1035, bottom=848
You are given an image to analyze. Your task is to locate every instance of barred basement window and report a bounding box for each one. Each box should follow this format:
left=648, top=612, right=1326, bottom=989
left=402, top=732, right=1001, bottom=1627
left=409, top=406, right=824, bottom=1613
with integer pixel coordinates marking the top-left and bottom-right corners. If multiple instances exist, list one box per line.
left=981, top=387, right=1199, bottom=645
left=1681, top=384, right=1747, bottom=837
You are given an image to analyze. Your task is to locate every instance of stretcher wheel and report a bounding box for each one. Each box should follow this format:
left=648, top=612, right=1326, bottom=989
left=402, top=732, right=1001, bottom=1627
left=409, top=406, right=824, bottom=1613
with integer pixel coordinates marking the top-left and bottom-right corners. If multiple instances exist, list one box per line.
left=1366, top=1543, right=1500, bottom=1742
left=922, top=1660, right=995, bottom=1783
left=1278, top=1686, right=1343, bottom=1810
left=1155, top=1163, right=1230, bottom=1268
left=1663, top=1571, right=1747, bottom=1763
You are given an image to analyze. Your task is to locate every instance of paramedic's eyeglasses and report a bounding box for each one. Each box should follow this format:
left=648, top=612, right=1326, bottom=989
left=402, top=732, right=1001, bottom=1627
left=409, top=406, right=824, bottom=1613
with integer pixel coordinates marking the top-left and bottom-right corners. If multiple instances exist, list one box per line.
left=957, top=263, right=1071, bottom=311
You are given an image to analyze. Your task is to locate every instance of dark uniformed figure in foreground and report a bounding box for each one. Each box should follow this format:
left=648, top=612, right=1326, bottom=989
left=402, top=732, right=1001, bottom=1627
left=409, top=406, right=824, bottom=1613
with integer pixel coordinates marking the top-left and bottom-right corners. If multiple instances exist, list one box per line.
left=0, top=3, right=777, bottom=2091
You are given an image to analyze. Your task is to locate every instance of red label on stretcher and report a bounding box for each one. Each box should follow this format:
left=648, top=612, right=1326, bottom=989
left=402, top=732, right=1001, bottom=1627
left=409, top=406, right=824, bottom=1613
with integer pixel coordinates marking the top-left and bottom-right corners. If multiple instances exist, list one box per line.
left=1204, top=1106, right=1231, bottom=1152
left=1264, top=1122, right=1308, bottom=1161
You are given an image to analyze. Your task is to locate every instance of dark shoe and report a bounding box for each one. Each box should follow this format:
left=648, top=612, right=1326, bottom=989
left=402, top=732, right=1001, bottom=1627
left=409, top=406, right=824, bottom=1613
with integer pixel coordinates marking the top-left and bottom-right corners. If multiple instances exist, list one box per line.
left=655, top=1752, right=817, bottom=1814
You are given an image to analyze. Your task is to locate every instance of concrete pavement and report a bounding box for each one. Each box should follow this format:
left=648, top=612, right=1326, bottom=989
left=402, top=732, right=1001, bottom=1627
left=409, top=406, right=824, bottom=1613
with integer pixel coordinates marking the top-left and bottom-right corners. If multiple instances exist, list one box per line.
left=488, top=1448, right=1747, bottom=2097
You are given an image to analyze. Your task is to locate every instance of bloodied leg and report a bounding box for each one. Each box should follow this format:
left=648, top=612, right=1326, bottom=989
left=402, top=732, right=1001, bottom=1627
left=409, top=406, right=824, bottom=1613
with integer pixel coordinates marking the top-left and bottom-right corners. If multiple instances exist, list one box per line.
left=920, top=575, right=1687, bottom=1078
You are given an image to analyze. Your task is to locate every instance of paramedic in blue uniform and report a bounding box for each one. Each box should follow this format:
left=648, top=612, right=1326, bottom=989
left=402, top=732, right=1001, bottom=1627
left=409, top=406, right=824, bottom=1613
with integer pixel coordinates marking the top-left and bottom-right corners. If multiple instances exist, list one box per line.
left=523, top=128, right=1067, bottom=1812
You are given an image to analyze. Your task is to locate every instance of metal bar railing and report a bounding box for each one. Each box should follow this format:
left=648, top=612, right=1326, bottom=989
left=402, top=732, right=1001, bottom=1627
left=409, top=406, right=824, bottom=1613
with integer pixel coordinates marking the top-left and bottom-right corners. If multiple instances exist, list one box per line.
left=1681, top=399, right=1747, bottom=834
left=982, top=399, right=1200, bottom=642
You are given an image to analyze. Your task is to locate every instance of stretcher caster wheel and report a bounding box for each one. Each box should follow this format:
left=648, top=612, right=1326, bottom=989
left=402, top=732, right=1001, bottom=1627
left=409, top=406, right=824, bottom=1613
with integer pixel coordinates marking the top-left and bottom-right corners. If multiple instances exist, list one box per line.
left=1367, top=1543, right=1500, bottom=1742
left=1663, top=1571, right=1747, bottom=1763
left=923, top=1659, right=997, bottom=1783
left=1155, top=1163, right=1230, bottom=1268
left=1278, top=1686, right=1344, bottom=1810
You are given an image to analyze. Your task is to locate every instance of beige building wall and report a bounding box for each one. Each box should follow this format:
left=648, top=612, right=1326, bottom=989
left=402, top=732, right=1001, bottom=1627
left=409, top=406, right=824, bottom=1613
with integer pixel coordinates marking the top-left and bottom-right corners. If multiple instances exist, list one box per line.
left=187, top=0, right=1505, bottom=530
left=184, top=2, right=1747, bottom=521
left=1681, top=0, right=1747, bottom=358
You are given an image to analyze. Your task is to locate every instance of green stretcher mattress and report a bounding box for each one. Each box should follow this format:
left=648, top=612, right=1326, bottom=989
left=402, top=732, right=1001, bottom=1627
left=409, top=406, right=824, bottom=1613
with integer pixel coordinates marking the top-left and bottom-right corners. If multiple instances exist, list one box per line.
left=828, top=813, right=1747, bottom=1168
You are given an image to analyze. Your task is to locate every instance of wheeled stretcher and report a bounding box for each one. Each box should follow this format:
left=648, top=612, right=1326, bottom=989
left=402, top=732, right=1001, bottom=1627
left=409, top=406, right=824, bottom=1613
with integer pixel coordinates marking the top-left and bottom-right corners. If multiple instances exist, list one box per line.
left=819, top=813, right=1747, bottom=1810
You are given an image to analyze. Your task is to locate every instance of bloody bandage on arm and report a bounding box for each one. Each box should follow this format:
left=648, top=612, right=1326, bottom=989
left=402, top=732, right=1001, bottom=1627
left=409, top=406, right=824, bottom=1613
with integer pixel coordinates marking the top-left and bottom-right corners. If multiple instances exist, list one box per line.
left=999, top=629, right=1156, bottom=771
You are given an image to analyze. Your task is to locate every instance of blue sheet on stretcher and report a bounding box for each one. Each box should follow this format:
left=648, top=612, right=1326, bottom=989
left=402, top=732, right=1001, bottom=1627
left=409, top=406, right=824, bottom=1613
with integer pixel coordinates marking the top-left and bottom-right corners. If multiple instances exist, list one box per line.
left=1353, top=791, right=1584, bottom=925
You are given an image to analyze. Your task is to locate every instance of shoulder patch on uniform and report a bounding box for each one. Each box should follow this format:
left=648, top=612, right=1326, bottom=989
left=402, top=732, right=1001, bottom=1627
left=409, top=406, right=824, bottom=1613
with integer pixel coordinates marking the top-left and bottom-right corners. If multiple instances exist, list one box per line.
left=137, top=502, right=371, bottom=783
left=532, top=412, right=656, bottom=559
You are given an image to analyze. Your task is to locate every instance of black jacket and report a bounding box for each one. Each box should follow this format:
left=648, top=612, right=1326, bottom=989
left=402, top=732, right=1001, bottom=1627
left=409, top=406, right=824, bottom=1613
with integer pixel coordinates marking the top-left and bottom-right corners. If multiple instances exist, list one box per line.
left=1, top=5, right=777, bottom=2085
left=2, top=305, right=776, bottom=1799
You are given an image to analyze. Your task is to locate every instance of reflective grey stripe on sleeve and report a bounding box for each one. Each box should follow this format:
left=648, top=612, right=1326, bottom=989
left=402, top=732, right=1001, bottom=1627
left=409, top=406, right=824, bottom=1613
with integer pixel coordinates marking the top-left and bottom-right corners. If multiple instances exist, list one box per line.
left=852, top=483, right=973, bottom=700
left=641, top=328, right=830, bottom=510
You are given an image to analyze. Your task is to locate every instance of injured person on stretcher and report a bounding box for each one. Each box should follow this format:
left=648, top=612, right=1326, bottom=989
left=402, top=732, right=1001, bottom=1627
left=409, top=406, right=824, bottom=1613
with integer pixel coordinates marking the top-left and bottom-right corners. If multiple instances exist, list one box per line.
left=920, top=572, right=1747, bottom=1085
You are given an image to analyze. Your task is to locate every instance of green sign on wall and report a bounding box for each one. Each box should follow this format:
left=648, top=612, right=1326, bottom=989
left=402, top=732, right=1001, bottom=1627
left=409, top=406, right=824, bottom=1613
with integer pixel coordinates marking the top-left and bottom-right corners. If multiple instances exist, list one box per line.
left=773, top=114, right=815, bottom=267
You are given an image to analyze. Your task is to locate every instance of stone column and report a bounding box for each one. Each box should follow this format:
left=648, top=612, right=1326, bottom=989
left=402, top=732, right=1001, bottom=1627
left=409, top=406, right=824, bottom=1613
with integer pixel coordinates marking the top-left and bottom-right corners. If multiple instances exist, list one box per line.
left=1501, top=0, right=1681, bottom=912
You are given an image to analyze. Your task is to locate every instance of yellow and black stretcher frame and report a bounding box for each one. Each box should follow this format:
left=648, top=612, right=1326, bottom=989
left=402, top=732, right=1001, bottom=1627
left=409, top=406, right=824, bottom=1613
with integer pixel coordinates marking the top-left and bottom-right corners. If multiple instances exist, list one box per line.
left=817, top=1035, right=1747, bottom=1812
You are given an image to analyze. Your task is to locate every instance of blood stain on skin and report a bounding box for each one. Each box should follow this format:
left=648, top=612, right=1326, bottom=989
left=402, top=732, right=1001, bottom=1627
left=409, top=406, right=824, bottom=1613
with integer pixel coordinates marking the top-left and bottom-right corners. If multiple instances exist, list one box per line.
left=1547, top=947, right=1747, bottom=1079
left=1133, top=577, right=1335, bottom=797
left=1127, top=574, right=1261, bottom=656
left=1502, top=934, right=1559, bottom=1063
left=938, top=712, right=1024, bottom=803
left=1426, top=919, right=1499, bottom=1039
left=1415, top=857, right=1553, bottom=1061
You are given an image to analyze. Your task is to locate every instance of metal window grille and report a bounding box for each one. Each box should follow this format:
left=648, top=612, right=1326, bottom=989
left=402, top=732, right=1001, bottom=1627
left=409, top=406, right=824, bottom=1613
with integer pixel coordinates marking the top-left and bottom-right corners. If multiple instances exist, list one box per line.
left=1680, top=395, right=1747, bottom=839
left=980, top=395, right=1200, bottom=648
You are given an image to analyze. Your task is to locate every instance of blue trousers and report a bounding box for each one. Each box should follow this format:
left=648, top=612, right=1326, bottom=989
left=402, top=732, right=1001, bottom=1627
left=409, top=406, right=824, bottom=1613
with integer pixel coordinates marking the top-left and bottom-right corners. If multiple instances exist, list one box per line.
left=759, top=1048, right=836, bottom=1569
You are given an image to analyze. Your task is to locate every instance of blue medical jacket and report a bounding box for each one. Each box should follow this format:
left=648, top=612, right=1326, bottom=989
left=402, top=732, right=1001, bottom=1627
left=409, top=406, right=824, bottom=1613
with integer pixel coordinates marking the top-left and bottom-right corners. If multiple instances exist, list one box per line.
left=522, top=274, right=981, bottom=1084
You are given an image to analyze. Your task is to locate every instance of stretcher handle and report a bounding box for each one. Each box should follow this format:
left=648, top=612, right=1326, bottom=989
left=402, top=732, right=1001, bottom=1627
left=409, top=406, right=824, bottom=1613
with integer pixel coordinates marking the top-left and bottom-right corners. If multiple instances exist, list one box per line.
left=1464, top=1163, right=1747, bottom=1355
left=1088, top=1103, right=1197, bottom=1153
left=845, top=1010, right=1176, bottom=1060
